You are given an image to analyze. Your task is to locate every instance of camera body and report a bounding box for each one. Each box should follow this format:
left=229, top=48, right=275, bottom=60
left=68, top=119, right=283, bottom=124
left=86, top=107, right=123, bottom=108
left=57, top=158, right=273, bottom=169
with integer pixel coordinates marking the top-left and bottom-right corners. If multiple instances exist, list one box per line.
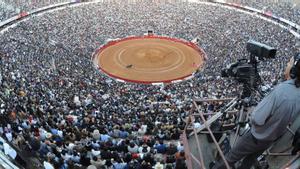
left=221, top=59, right=256, bottom=84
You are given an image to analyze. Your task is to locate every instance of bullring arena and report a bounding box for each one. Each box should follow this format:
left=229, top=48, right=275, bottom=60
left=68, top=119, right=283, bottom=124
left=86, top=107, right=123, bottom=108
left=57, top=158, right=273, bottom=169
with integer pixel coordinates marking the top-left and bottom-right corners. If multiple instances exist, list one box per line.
left=93, top=35, right=206, bottom=83
left=0, top=0, right=299, bottom=169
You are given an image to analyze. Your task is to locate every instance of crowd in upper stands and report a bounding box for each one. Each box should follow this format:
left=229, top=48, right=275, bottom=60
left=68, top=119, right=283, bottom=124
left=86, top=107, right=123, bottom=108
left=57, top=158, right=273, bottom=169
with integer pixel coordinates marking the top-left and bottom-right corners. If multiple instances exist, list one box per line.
left=0, top=0, right=69, bottom=22
left=1, top=0, right=300, bottom=24
left=0, top=0, right=299, bottom=169
left=226, top=0, right=300, bottom=25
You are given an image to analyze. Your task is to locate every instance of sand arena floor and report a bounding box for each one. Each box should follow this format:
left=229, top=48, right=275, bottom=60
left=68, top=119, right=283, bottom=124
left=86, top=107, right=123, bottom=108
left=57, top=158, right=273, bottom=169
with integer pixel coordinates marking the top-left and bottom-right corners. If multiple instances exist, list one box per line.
left=93, top=35, right=207, bottom=84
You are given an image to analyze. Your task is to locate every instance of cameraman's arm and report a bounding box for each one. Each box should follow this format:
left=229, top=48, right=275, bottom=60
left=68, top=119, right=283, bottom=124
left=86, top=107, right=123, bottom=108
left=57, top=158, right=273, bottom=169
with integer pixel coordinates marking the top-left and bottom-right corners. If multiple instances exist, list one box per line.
left=250, top=90, right=277, bottom=126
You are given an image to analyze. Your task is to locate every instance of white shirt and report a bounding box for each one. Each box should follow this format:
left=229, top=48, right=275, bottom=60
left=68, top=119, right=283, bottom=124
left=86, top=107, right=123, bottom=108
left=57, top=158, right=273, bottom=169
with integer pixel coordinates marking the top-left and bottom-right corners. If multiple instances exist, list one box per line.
left=5, top=132, right=12, bottom=142
left=43, top=161, right=54, bottom=169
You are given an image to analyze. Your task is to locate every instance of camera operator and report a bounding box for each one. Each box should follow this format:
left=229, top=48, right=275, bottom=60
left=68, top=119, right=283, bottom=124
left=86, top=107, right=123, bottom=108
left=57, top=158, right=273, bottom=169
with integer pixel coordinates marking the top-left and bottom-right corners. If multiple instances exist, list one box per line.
left=212, top=53, right=300, bottom=169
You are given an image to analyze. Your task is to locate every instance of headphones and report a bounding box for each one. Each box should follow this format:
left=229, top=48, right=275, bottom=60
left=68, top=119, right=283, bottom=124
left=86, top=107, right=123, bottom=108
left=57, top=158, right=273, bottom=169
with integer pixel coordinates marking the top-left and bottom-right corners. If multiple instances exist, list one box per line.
left=290, top=53, right=300, bottom=79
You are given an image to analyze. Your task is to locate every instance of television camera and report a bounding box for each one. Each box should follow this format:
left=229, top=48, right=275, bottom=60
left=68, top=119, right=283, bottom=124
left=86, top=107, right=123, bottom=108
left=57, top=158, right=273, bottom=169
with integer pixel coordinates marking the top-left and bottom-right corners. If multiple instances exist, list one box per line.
left=221, top=40, right=277, bottom=98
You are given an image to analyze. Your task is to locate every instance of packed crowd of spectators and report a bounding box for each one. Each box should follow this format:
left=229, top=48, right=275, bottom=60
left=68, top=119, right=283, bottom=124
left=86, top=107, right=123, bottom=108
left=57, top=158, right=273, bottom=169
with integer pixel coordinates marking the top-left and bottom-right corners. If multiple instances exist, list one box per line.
left=0, top=0, right=69, bottom=22
left=226, top=0, right=300, bottom=25
left=0, top=0, right=299, bottom=169
left=1, top=0, right=300, bottom=25
left=0, top=1, right=15, bottom=22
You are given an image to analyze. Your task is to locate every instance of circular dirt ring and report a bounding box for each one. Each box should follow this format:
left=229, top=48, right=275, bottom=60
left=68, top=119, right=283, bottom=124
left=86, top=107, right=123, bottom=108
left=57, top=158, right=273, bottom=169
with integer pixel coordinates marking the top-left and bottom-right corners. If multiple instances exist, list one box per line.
left=92, top=35, right=207, bottom=84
